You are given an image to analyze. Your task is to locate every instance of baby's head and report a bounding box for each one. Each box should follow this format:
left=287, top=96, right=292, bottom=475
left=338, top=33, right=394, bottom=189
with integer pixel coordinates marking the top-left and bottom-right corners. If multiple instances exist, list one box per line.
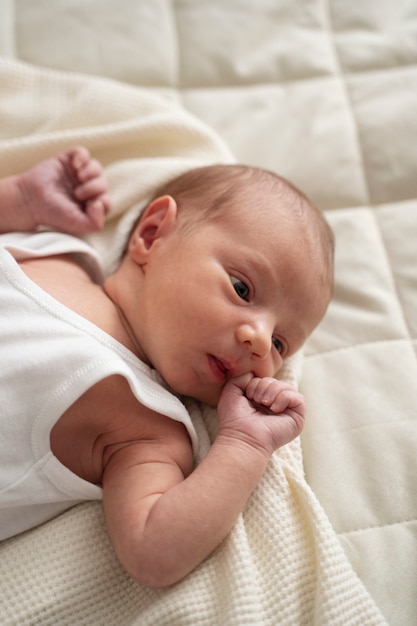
left=121, top=164, right=334, bottom=405
left=155, top=164, right=333, bottom=284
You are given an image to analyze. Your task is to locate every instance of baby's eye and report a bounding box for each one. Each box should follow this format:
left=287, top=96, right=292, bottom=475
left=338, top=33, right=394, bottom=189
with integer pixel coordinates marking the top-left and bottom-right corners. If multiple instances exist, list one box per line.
left=272, top=337, right=283, bottom=353
left=231, top=276, right=250, bottom=301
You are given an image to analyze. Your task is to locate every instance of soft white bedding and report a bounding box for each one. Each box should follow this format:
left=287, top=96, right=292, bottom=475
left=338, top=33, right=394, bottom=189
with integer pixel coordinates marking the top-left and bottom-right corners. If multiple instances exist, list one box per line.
left=0, top=1, right=416, bottom=625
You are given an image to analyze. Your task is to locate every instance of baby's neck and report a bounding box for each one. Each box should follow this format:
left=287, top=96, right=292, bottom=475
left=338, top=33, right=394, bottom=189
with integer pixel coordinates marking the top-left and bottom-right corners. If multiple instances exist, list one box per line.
left=113, top=301, right=148, bottom=363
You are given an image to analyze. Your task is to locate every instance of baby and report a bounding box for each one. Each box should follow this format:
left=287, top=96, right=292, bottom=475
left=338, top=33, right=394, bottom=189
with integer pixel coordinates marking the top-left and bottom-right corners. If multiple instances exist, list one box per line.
left=0, top=147, right=334, bottom=587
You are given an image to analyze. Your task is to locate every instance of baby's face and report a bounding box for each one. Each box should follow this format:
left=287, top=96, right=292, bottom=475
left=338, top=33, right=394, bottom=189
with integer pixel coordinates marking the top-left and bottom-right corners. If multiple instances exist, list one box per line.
left=135, top=201, right=330, bottom=406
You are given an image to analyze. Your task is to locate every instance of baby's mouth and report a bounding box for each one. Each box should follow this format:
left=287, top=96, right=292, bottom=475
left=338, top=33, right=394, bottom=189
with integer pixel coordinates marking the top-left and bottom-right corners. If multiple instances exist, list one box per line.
left=207, top=355, right=230, bottom=382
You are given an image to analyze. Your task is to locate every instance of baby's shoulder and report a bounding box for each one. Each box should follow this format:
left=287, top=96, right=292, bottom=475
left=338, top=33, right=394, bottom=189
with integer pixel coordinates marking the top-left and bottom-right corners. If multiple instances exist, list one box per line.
left=19, top=252, right=119, bottom=332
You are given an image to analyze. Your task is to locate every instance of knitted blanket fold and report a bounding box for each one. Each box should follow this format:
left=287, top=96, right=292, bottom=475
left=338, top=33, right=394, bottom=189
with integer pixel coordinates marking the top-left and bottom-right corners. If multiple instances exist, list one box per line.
left=0, top=58, right=387, bottom=626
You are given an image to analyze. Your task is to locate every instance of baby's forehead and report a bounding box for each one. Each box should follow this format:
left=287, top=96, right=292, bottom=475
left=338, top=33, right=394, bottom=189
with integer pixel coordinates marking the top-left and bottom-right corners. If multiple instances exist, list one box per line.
left=213, top=191, right=305, bottom=232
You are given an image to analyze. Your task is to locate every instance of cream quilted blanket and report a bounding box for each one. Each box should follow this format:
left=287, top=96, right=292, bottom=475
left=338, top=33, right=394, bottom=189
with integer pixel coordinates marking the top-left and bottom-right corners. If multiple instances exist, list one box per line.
left=1, top=1, right=417, bottom=624
left=0, top=59, right=386, bottom=626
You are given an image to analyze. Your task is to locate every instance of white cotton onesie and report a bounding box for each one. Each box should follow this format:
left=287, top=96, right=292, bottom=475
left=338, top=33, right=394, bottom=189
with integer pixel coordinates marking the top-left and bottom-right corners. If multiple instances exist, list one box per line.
left=0, top=232, right=198, bottom=541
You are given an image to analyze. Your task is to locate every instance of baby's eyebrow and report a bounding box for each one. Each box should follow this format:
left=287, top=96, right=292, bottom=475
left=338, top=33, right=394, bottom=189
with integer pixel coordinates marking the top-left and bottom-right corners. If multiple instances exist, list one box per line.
left=236, top=251, right=274, bottom=282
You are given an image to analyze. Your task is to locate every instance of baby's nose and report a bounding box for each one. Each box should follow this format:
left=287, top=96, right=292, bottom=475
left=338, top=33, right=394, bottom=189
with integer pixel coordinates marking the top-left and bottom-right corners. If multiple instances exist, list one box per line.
left=236, top=320, right=271, bottom=360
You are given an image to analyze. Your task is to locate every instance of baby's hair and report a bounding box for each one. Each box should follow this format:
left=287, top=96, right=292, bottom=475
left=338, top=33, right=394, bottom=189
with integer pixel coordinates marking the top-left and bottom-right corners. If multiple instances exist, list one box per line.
left=127, top=164, right=334, bottom=290
left=154, top=164, right=309, bottom=227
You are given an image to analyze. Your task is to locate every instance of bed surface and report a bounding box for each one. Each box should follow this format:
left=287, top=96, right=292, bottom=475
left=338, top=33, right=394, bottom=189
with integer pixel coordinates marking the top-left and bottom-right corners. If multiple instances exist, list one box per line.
left=0, top=2, right=416, bottom=625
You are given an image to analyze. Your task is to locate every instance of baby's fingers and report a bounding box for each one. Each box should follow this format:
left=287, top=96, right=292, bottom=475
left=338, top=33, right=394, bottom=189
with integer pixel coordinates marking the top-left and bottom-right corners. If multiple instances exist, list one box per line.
left=269, top=389, right=305, bottom=416
left=76, top=158, right=103, bottom=184
left=84, top=197, right=111, bottom=230
left=246, top=377, right=304, bottom=416
left=269, top=387, right=305, bottom=414
left=75, top=176, right=108, bottom=203
left=246, top=377, right=279, bottom=407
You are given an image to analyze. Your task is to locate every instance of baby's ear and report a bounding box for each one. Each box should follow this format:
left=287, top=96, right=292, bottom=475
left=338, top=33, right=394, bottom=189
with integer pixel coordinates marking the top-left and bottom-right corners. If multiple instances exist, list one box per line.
left=128, top=195, right=177, bottom=261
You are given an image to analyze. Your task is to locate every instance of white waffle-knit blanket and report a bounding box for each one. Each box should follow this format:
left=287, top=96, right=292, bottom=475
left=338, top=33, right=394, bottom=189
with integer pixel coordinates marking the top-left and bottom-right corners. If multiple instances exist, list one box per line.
left=0, top=58, right=387, bottom=626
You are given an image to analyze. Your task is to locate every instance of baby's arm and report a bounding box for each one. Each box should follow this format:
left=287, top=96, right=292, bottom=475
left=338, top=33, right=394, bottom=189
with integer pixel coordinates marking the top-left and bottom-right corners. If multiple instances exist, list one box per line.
left=102, top=374, right=305, bottom=588
left=0, top=147, right=109, bottom=234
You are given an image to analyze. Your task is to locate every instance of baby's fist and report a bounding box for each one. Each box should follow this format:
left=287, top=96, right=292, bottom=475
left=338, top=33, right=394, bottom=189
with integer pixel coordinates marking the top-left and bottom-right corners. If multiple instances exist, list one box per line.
left=217, top=374, right=306, bottom=455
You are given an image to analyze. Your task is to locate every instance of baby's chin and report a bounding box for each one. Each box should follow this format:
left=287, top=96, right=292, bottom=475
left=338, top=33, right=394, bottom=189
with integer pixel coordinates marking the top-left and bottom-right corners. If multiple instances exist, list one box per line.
left=163, top=369, right=224, bottom=408
left=179, top=384, right=223, bottom=408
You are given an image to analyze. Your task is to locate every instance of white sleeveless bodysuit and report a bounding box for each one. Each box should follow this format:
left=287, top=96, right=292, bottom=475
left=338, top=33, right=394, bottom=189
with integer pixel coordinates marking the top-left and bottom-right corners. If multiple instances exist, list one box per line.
left=0, top=232, right=198, bottom=540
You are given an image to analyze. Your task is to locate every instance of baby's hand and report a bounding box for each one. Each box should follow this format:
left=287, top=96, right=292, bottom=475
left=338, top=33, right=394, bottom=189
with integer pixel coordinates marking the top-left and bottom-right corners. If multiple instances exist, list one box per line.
left=217, top=374, right=305, bottom=456
left=18, top=146, right=110, bottom=234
